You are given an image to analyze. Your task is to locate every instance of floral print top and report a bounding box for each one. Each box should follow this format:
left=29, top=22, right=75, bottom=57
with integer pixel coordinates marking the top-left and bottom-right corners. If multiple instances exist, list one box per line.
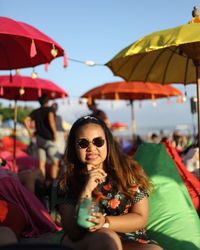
left=57, top=176, right=156, bottom=244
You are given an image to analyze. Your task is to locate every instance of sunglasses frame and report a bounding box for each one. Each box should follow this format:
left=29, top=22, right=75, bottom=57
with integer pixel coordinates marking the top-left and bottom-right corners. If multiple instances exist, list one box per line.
left=77, top=137, right=105, bottom=149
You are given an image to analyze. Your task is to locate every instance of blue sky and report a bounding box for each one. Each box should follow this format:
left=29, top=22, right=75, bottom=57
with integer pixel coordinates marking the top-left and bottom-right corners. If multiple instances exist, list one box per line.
left=1, top=0, right=198, bottom=136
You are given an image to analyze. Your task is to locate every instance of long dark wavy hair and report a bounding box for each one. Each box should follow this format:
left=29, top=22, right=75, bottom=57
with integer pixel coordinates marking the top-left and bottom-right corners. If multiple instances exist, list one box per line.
left=58, top=115, right=152, bottom=200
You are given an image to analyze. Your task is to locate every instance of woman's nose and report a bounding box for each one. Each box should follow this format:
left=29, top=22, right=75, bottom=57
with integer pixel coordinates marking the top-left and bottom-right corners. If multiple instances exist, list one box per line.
left=86, top=141, right=95, bottom=150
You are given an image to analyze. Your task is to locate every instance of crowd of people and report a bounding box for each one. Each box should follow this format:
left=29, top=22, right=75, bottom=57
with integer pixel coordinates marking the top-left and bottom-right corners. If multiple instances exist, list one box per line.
left=0, top=94, right=199, bottom=249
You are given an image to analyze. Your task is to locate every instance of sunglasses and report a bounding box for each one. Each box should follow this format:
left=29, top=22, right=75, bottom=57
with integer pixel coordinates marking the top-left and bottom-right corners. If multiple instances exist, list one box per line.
left=77, top=137, right=105, bottom=149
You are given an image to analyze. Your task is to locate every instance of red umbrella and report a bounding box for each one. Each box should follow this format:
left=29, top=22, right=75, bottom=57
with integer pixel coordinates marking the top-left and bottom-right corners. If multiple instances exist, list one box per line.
left=81, top=81, right=183, bottom=140
left=0, top=16, right=67, bottom=70
left=0, top=74, right=68, bottom=165
left=0, top=75, right=68, bottom=101
left=111, top=122, right=128, bottom=131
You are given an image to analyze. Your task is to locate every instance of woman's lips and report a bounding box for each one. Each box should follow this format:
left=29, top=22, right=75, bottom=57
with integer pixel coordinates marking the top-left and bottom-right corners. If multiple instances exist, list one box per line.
left=86, top=153, right=99, bottom=160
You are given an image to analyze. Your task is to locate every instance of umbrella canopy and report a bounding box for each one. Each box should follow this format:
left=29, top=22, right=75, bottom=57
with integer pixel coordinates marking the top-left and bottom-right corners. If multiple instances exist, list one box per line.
left=106, top=22, right=200, bottom=84
left=80, top=81, right=183, bottom=139
left=111, top=122, right=128, bottom=131
left=106, top=9, right=200, bottom=151
left=0, top=74, right=68, bottom=166
left=81, top=81, right=182, bottom=100
left=0, top=16, right=66, bottom=70
left=0, top=75, right=68, bottom=101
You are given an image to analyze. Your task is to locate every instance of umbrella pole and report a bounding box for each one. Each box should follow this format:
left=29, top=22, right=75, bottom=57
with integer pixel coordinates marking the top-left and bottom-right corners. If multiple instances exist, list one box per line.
left=196, top=66, right=200, bottom=170
left=130, top=100, right=137, bottom=143
left=13, top=100, right=17, bottom=170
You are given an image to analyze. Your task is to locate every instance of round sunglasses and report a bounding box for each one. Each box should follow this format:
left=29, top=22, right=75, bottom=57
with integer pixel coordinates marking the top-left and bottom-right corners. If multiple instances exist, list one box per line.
left=77, top=137, right=105, bottom=149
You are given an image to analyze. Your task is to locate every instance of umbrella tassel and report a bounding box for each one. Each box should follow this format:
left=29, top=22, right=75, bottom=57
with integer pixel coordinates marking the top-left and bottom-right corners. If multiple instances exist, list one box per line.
left=152, top=94, right=157, bottom=107
left=88, top=96, right=92, bottom=105
left=115, top=93, right=119, bottom=100
left=63, top=53, right=68, bottom=68
left=30, top=39, right=37, bottom=58
left=44, top=63, right=49, bottom=72
left=0, top=86, right=3, bottom=96
left=38, top=89, right=42, bottom=97
left=166, top=97, right=170, bottom=105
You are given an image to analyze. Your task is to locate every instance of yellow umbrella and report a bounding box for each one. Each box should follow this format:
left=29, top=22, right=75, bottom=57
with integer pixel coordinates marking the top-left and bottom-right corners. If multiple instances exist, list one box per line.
left=106, top=7, right=200, bottom=148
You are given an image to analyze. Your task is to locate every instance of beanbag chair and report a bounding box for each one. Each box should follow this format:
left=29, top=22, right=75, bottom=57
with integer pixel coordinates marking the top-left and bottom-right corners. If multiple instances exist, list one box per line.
left=162, top=140, right=200, bottom=215
left=134, top=143, right=200, bottom=250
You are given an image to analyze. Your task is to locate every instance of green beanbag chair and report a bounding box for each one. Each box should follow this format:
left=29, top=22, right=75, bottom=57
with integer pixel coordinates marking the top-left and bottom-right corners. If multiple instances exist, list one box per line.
left=134, top=143, right=200, bottom=250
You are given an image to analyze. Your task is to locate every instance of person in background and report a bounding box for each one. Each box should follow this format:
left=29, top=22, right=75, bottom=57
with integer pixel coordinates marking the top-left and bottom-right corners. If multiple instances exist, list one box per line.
left=24, top=93, right=59, bottom=183
left=171, top=130, right=188, bottom=154
left=87, top=100, right=111, bottom=128
left=55, top=115, right=163, bottom=250
left=150, top=133, right=159, bottom=144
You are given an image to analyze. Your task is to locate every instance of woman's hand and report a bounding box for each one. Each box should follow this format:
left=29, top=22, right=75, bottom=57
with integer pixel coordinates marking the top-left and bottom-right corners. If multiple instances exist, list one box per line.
left=85, top=165, right=107, bottom=193
left=88, top=212, right=106, bottom=232
left=79, top=165, right=107, bottom=203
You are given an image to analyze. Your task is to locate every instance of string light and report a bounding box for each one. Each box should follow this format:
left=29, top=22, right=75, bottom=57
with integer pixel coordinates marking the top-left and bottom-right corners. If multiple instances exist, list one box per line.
left=51, top=44, right=58, bottom=57
left=15, top=69, right=20, bottom=75
left=27, top=56, right=103, bottom=78
left=19, top=87, right=25, bottom=96
left=68, top=57, right=104, bottom=66
left=152, top=101, right=157, bottom=107
left=31, top=69, right=38, bottom=79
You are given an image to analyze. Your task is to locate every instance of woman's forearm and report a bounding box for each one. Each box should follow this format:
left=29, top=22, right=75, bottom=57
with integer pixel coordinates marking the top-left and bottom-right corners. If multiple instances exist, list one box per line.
left=106, top=212, right=148, bottom=233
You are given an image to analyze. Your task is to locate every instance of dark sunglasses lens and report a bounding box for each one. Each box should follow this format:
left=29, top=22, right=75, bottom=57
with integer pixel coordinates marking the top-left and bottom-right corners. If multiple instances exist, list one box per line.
left=78, top=139, right=89, bottom=148
left=93, top=137, right=105, bottom=147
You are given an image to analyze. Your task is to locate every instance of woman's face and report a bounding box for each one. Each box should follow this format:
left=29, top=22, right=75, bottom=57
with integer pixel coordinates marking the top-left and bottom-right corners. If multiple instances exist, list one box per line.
left=75, top=123, right=107, bottom=168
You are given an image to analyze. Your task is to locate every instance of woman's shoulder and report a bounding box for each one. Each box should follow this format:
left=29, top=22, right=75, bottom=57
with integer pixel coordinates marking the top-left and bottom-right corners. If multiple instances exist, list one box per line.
left=132, top=187, right=149, bottom=204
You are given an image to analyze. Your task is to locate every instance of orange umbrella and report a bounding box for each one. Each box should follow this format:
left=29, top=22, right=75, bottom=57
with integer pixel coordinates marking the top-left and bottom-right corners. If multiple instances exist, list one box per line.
left=81, top=81, right=183, bottom=140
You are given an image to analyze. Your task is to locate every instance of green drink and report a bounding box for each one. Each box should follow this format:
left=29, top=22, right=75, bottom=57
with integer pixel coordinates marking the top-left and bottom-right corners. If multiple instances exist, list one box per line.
left=76, top=198, right=99, bottom=229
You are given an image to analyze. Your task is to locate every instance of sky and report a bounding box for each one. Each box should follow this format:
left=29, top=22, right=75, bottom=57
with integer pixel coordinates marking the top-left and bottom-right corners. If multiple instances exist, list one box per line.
left=1, top=0, right=199, bottom=136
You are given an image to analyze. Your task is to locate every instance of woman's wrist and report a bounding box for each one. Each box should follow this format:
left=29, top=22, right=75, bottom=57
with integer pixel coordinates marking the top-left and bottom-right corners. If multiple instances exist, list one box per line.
left=79, top=194, right=92, bottom=203
left=79, top=189, right=92, bottom=200
left=102, top=216, right=110, bottom=229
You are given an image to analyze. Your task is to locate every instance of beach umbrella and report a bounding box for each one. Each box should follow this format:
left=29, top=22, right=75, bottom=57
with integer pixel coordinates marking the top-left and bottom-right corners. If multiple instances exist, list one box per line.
left=80, top=81, right=183, bottom=140
left=0, top=74, right=68, bottom=165
left=111, top=122, right=128, bottom=131
left=106, top=7, right=200, bottom=148
left=0, top=16, right=67, bottom=70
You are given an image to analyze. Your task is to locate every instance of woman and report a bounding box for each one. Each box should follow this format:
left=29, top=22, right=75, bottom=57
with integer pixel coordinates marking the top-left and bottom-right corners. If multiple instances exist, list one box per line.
left=55, top=115, right=163, bottom=250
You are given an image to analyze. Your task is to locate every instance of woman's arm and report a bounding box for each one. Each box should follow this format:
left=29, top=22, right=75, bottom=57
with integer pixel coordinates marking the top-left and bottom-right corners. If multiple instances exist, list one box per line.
left=79, top=165, right=107, bottom=200
left=59, top=204, right=86, bottom=241
left=106, top=196, right=149, bottom=233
